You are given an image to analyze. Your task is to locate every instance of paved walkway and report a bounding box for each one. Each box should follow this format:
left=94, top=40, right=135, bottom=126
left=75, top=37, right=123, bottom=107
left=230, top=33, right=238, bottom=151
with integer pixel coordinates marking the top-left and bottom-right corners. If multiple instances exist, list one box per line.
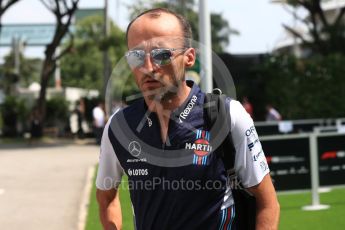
left=0, top=140, right=99, bottom=230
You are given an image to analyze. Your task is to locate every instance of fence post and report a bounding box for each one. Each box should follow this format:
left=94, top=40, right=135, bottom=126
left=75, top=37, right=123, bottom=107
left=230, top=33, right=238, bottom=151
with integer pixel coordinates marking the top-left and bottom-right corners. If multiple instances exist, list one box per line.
left=302, top=133, right=330, bottom=211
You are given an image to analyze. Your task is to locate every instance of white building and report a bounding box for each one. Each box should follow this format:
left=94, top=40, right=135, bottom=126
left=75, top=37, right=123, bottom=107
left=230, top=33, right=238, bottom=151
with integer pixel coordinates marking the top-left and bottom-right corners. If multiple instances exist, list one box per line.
left=16, top=82, right=99, bottom=110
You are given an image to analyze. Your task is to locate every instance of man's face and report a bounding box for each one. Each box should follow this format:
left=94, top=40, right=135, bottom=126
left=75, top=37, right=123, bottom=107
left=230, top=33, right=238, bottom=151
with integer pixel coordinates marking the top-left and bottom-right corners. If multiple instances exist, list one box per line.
left=126, top=13, right=193, bottom=100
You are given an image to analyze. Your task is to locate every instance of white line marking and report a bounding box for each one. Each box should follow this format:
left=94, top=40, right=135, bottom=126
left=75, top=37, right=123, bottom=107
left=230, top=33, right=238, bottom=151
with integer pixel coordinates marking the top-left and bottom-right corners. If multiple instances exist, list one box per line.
left=77, top=166, right=96, bottom=230
left=319, top=187, right=332, bottom=193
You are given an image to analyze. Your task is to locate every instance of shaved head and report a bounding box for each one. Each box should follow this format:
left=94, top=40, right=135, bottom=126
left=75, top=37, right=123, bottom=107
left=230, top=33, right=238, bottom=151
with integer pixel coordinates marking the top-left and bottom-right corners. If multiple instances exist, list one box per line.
left=126, top=8, right=193, bottom=48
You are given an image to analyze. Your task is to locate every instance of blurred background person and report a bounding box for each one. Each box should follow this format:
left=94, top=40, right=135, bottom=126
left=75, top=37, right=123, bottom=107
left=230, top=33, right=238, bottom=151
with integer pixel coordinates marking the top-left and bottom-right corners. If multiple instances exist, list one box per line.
left=242, top=96, right=254, bottom=118
left=70, top=100, right=86, bottom=139
left=92, top=100, right=105, bottom=145
left=28, top=107, right=42, bottom=145
left=266, top=104, right=282, bottom=121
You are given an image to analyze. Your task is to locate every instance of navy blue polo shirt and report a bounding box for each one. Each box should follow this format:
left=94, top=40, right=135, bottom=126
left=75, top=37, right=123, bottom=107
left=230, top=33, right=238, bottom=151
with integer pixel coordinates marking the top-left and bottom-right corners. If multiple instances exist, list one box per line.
left=99, top=81, right=237, bottom=230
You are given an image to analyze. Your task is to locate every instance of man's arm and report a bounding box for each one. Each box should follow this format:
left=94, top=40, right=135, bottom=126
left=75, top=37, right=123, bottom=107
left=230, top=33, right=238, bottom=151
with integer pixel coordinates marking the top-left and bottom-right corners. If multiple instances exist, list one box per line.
left=247, top=174, right=280, bottom=230
left=228, top=100, right=280, bottom=229
left=96, top=188, right=122, bottom=230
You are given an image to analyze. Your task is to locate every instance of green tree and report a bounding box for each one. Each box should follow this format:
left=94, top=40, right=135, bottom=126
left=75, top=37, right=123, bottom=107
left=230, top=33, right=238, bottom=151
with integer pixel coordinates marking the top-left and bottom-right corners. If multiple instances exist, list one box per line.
left=279, top=0, right=345, bottom=55
left=45, top=96, right=69, bottom=128
left=0, top=0, right=22, bottom=97
left=1, top=50, right=41, bottom=88
left=37, top=0, right=79, bottom=125
left=127, top=0, right=238, bottom=53
left=61, top=14, right=128, bottom=91
left=258, top=54, right=345, bottom=119
left=0, top=95, right=30, bottom=137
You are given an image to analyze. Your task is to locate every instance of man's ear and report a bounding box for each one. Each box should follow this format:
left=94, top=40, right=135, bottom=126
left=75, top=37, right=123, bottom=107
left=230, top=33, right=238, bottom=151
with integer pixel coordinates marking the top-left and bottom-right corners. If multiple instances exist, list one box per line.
left=184, top=48, right=196, bottom=68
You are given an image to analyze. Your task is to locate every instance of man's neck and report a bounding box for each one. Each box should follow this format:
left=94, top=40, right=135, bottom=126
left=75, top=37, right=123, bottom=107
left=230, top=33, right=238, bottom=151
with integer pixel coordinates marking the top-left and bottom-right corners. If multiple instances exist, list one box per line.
left=144, top=81, right=191, bottom=113
left=144, top=81, right=191, bottom=143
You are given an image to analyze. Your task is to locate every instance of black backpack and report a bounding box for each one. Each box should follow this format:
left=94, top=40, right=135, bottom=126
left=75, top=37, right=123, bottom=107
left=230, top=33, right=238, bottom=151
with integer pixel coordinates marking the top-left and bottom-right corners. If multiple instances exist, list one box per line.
left=204, top=91, right=256, bottom=230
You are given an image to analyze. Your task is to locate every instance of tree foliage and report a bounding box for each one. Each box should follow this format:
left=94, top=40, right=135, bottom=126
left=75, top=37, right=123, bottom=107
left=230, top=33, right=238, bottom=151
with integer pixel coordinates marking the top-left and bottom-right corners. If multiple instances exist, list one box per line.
left=127, top=0, right=237, bottom=53
left=0, top=95, right=29, bottom=137
left=61, top=14, right=127, bottom=91
left=45, top=96, right=69, bottom=127
left=283, top=0, right=345, bottom=55
left=258, top=53, right=345, bottom=119
left=1, top=50, right=42, bottom=89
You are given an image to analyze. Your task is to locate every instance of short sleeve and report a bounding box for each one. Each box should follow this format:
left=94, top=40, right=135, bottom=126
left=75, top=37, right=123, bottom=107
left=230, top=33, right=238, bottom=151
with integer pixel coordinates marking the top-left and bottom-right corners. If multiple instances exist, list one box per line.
left=96, top=118, right=124, bottom=190
left=229, top=100, right=270, bottom=188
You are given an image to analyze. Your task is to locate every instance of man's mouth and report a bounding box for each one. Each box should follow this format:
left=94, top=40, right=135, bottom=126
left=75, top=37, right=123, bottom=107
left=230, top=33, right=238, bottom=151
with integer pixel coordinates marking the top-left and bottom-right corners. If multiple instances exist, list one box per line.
left=143, top=78, right=161, bottom=85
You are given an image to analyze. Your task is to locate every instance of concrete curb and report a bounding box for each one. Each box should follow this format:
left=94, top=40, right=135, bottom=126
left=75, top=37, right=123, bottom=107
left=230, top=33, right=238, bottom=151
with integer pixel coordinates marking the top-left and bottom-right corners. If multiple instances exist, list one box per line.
left=78, top=165, right=96, bottom=230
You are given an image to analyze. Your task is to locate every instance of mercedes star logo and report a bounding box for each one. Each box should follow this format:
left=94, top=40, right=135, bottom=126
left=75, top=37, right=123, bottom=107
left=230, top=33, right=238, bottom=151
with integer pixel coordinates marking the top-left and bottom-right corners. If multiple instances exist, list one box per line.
left=128, top=141, right=141, bottom=157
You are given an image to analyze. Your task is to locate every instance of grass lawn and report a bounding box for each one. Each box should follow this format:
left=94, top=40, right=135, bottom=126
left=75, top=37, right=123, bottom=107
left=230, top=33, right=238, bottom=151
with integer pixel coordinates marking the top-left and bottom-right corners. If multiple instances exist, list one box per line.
left=278, top=187, right=345, bottom=230
left=85, top=172, right=134, bottom=230
left=85, top=169, right=345, bottom=230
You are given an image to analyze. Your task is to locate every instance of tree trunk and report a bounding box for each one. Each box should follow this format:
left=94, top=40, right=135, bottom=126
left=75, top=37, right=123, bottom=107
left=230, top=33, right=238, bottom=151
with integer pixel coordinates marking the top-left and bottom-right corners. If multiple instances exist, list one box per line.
left=37, top=57, right=55, bottom=124
left=34, top=0, right=79, bottom=127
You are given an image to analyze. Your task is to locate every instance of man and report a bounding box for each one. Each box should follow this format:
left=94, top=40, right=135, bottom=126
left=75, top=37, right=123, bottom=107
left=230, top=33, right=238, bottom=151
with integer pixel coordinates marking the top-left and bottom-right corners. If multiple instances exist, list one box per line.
left=266, top=104, right=282, bottom=121
left=96, top=8, right=280, bottom=230
left=242, top=96, right=254, bottom=119
left=93, top=100, right=106, bottom=145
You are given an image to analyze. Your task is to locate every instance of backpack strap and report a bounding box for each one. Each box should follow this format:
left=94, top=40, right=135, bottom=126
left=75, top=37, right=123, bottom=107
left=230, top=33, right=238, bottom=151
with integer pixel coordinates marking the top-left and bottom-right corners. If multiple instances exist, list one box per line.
left=204, top=92, right=235, bottom=170
left=204, top=91, right=256, bottom=230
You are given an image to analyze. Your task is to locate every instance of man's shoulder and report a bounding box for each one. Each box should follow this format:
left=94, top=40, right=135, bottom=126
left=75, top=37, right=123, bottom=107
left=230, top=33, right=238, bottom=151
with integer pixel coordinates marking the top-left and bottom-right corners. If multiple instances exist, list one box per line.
left=204, top=94, right=238, bottom=110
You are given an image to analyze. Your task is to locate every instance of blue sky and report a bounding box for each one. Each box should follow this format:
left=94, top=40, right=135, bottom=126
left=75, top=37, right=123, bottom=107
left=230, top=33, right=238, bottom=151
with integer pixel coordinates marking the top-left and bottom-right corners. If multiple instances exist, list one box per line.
left=1, top=0, right=293, bottom=57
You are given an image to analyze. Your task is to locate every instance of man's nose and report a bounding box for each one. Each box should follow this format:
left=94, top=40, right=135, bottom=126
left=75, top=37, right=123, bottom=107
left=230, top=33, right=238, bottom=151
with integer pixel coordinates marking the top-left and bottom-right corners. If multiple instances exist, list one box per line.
left=140, top=53, right=155, bottom=73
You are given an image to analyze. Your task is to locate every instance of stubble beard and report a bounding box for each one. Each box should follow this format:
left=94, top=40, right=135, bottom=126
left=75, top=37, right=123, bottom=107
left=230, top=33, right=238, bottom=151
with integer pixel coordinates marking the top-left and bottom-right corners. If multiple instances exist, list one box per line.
left=154, top=71, right=185, bottom=103
left=140, top=62, right=186, bottom=104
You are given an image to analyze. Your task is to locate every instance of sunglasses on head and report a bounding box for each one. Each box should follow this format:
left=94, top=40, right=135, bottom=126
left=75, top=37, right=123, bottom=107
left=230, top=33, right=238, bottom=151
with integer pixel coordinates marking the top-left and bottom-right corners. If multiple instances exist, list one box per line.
left=125, top=48, right=187, bottom=68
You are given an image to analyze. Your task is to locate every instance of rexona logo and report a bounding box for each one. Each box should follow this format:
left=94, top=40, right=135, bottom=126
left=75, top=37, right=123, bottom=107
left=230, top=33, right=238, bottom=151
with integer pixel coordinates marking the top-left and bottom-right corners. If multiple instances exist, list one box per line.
left=179, top=95, right=197, bottom=123
left=185, top=129, right=212, bottom=166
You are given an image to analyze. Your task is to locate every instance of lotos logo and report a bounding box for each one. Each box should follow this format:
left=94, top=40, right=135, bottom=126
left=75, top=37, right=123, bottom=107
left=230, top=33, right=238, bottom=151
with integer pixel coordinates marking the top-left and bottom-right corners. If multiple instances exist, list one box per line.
left=127, top=168, right=148, bottom=176
left=185, top=130, right=212, bottom=165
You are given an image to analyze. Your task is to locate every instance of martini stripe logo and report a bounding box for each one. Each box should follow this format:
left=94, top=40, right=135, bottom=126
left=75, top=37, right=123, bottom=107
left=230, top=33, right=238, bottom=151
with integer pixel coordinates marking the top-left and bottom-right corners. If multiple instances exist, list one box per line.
left=193, top=154, right=208, bottom=165
left=186, top=129, right=212, bottom=166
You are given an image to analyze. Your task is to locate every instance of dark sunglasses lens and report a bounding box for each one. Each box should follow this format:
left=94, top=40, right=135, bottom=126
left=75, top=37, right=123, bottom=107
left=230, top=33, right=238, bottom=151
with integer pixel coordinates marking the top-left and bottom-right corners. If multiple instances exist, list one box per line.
left=126, top=50, right=145, bottom=68
left=152, top=49, right=172, bottom=66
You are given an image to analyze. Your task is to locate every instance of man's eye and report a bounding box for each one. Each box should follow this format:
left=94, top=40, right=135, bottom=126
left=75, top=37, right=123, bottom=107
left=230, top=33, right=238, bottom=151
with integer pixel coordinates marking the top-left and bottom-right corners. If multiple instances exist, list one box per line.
left=133, top=50, right=144, bottom=57
left=154, top=51, right=171, bottom=60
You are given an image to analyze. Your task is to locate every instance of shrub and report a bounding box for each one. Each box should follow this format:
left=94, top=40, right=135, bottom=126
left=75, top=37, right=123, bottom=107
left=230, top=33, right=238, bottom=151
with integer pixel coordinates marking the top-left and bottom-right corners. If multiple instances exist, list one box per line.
left=259, top=54, right=345, bottom=119
left=45, top=96, right=69, bottom=127
left=0, top=96, right=30, bottom=137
